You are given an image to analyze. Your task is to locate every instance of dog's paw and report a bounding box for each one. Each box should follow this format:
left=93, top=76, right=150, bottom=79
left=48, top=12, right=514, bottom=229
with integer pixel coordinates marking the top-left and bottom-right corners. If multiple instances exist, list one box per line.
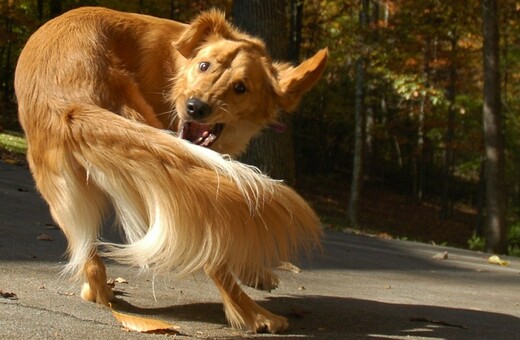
left=253, top=313, right=289, bottom=333
left=80, top=282, right=113, bottom=306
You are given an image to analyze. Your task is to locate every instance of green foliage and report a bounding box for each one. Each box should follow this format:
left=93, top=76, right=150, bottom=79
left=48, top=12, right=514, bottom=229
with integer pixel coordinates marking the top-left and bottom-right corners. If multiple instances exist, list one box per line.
left=0, top=131, right=27, bottom=154
left=467, top=224, right=520, bottom=256
left=507, top=222, right=520, bottom=256
left=3, top=0, right=520, bottom=253
left=467, top=232, right=485, bottom=252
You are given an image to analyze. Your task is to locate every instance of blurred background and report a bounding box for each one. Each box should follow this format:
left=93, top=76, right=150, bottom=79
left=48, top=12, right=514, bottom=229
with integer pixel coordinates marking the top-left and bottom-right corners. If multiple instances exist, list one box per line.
left=0, top=0, right=518, bottom=255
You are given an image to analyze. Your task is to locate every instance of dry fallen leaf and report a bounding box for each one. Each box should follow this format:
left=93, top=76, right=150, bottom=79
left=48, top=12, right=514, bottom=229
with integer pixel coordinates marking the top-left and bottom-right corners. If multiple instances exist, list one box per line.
left=0, top=290, right=18, bottom=300
left=432, top=251, right=449, bottom=260
left=278, top=261, right=302, bottom=273
left=36, top=233, right=53, bottom=241
left=115, top=277, right=128, bottom=284
left=377, top=232, right=393, bottom=240
left=110, top=304, right=179, bottom=334
left=57, top=291, right=75, bottom=296
left=410, top=317, right=467, bottom=329
left=45, top=223, right=60, bottom=230
left=108, top=277, right=128, bottom=289
left=488, top=255, right=509, bottom=266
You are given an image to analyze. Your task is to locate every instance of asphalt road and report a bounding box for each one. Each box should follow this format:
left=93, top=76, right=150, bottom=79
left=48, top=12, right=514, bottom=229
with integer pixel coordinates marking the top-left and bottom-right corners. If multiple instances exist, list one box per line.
left=1, top=161, right=519, bottom=339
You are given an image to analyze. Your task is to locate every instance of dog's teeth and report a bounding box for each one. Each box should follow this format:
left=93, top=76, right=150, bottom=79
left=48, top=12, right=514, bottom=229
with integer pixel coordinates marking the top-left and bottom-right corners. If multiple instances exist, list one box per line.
left=201, top=134, right=217, bottom=147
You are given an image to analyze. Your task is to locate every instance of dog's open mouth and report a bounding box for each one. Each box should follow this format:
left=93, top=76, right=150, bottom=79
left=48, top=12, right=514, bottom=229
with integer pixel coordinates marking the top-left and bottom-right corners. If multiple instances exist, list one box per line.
left=178, top=121, right=224, bottom=147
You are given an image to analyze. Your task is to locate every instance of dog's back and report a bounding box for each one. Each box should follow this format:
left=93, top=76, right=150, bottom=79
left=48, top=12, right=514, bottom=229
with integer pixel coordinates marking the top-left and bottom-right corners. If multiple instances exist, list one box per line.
left=16, top=7, right=184, bottom=134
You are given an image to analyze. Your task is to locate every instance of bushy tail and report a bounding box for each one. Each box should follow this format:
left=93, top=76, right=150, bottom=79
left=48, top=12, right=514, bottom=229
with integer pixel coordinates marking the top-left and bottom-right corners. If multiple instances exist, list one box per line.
left=66, top=106, right=322, bottom=285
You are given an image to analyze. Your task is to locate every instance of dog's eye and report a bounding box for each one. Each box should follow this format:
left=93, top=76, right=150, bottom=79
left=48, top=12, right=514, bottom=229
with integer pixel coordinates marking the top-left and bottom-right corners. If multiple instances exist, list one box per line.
left=199, top=62, right=210, bottom=72
left=233, top=82, right=247, bottom=94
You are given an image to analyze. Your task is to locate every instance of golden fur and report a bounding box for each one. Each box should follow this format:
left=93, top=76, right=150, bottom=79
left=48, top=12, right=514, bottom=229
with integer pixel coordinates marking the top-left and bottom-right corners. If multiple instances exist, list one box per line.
left=15, top=7, right=327, bottom=333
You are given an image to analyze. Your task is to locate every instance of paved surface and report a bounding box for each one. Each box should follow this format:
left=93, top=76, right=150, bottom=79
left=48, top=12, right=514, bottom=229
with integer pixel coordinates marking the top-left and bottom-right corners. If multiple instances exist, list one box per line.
left=0, top=160, right=519, bottom=339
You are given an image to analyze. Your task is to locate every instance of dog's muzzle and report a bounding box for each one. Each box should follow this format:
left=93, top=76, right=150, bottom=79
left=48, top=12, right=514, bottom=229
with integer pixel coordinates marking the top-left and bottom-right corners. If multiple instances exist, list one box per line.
left=178, top=98, right=225, bottom=147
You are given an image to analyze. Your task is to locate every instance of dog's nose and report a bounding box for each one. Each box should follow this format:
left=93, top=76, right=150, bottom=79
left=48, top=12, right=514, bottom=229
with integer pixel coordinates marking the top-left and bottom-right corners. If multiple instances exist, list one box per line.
left=186, top=98, right=211, bottom=120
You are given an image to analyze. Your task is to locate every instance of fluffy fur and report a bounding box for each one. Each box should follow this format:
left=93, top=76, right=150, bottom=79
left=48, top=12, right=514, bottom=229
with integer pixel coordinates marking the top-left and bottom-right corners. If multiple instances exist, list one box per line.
left=15, top=7, right=327, bottom=333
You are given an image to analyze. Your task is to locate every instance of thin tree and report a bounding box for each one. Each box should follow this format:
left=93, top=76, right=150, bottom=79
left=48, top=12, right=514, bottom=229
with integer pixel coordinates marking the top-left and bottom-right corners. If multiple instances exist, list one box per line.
left=1, top=0, right=14, bottom=105
left=50, top=0, right=61, bottom=18
left=482, top=0, right=507, bottom=253
left=441, top=35, right=457, bottom=220
left=348, top=0, right=369, bottom=227
left=289, top=0, right=303, bottom=63
left=233, top=0, right=297, bottom=185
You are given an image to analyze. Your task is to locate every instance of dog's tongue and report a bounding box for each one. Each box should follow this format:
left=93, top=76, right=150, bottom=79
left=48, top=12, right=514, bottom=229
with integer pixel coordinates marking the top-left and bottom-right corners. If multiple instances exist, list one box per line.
left=178, top=122, right=221, bottom=147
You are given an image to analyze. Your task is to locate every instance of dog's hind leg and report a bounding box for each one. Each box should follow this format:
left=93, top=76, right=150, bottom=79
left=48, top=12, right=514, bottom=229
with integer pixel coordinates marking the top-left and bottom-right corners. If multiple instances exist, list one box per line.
left=80, top=253, right=113, bottom=306
left=29, top=154, right=113, bottom=305
left=206, top=266, right=289, bottom=333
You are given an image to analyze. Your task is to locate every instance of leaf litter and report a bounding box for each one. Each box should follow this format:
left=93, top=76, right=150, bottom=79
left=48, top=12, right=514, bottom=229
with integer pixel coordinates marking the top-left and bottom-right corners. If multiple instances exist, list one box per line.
left=36, top=233, right=53, bottom=241
left=0, top=290, right=18, bottom=300
left=432, top=251, right=449, bottom=260
left=487, top=255, right=509, bottom=266
left=278, top=261, right=302, bottom=273
left=109, top=303, right=179, bottom=334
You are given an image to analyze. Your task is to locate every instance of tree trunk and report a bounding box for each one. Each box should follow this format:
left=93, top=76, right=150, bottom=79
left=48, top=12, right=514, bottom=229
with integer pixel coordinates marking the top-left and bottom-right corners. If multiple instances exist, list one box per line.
left=50, top=0, right=61, bottom=18
left=233, top=0, right=297, bottom=185
left=2, top=0, right=14, bottom=105
left=170, top=0, right=176, bottom=20
left=289, top=0, right=302, bottom=63
left=482, top=0, right=507, bottom=253
left=414, top=36, right=431, bottom=202
left=476, top=158, right=486, bottom=237
left=347, top=0, right=369, bottom=227
left=441, top=36, right=458, bottom=220
left=365, top=0, right=382, bottom=178
left=37, top=0, right=44, bottom=22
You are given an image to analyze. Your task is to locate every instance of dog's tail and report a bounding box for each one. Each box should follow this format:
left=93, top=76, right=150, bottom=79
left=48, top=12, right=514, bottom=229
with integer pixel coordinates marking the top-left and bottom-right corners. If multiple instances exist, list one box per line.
left=65, top=106, right=321, bottom=286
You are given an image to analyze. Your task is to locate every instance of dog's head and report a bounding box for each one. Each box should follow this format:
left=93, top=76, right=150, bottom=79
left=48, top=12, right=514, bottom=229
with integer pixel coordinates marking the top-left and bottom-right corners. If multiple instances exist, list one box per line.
left=171, top=10, right=328, bottom=157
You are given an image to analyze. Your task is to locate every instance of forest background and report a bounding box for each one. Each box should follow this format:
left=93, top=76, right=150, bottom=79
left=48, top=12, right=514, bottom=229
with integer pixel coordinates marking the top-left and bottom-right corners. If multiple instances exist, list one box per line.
left=1, top=0, right=519, bottom=256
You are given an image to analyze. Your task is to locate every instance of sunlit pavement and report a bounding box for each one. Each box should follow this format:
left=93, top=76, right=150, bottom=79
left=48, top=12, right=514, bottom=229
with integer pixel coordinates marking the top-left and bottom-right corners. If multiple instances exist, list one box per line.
left=1, top=160, right=519, bottom=339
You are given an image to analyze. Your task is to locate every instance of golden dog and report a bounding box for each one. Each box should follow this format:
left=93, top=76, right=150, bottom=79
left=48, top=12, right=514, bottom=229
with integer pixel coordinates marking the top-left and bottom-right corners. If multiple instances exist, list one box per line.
left=15, top=7, right=327, bottom=333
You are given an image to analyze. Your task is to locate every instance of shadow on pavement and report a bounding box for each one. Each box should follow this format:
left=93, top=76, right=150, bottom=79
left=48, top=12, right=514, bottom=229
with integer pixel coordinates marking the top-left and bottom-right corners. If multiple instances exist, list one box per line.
left=110, top=294, right=520, bottom=339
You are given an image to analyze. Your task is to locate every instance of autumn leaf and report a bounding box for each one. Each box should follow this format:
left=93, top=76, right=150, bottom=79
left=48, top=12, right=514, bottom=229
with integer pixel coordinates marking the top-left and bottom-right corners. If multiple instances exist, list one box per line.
left=36, top=233, right=53, bottom=241
left=110, top=304, right=179, bottom=334
left=115, top=277, right=128, bottom=284
left=432, top=251, right=448, bottom=260
left=45, top=223, right=59, bottom=230
left=108, top=277, right=128, bottom=288
left=278, top=261, right=302, bottom=273
left=0, top=290, right=18, bottom=300
left=487, top=255, right=509, bottom=266
left=57, top=291, right=75, bottom=296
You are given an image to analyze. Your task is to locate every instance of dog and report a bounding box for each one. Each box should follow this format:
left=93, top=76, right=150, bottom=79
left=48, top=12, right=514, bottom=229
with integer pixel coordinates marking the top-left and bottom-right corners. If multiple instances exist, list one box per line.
left=15, top=7, right=327, bottom=333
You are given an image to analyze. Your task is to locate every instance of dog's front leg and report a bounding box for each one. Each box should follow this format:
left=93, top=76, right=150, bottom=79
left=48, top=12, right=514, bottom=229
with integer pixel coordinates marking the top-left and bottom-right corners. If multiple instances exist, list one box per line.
left=206, top=266, right=288, bottom=333
left=80, top=253, right=114, bottom=306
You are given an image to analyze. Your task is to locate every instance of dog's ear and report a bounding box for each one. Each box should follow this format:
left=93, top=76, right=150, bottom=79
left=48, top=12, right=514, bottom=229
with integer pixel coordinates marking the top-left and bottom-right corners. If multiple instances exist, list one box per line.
left=276, top=48, right=328, bottom=112
left=173, top=10, right=235, bottom=58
